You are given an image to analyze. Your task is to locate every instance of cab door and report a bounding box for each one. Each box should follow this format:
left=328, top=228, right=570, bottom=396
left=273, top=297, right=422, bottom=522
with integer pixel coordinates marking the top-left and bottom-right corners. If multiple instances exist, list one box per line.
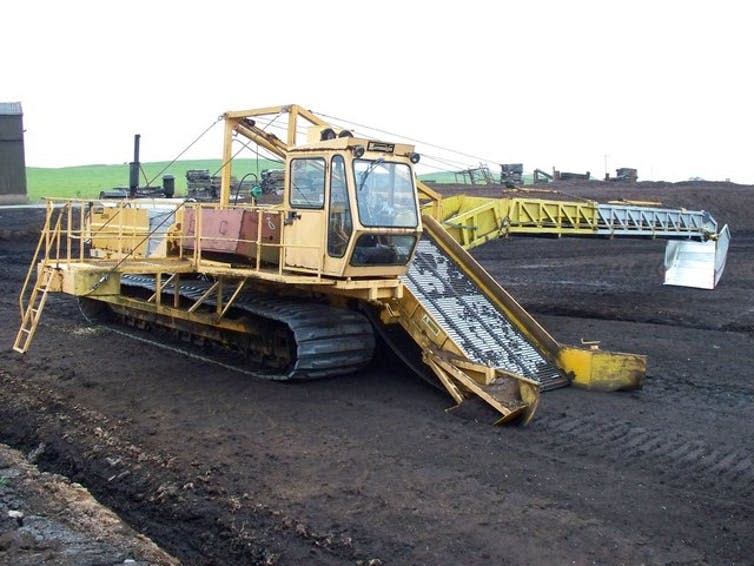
left=284, top=157, right=327, bottom=271
left=322, top=154, right=353, bottom=275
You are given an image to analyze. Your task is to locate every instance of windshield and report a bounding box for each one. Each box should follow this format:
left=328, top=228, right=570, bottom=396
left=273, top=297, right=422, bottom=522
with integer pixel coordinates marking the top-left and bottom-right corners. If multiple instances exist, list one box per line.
left=353, top=159, right=418, bottom=228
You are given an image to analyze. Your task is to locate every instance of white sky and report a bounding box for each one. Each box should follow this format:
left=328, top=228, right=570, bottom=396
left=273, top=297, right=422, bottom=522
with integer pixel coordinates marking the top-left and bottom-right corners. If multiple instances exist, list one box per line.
left=3, top=0, right=753, bottom=183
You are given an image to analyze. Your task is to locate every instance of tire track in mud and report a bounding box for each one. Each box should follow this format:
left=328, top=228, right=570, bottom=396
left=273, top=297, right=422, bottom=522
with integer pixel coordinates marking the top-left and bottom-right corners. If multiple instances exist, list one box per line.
left=533, top=413, right=754, bottom=498
left=645, top=375, right=754, bottom=413
left=529, top=304, right=742, bottom=333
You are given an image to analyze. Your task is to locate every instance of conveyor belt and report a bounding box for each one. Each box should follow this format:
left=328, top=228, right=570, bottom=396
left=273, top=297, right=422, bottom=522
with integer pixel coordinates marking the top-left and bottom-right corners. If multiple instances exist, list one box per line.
left=402, top=236, right=568, bottom=390
left=595, top=204, right=717, bottom=239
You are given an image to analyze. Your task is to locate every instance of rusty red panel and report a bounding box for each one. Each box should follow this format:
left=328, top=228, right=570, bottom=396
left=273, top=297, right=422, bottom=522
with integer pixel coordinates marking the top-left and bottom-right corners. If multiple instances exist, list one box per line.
left=237, top=211, right=282, bottom=257
left=183, top=208, right=243, bottom=253
left=183, top=209, right=281, bottom=259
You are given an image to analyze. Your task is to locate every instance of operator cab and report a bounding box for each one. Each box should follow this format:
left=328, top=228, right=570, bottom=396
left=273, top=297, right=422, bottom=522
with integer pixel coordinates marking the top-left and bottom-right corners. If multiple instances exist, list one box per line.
left=282, top=132, right=422, bottom=278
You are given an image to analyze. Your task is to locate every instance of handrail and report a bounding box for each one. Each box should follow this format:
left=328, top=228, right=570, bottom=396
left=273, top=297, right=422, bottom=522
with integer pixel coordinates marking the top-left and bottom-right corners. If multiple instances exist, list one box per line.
left=18, top=201, right=66, bottom=319
left=180, top=203, right=325, bottom=278
left=37, top=199, right=328, bottom=282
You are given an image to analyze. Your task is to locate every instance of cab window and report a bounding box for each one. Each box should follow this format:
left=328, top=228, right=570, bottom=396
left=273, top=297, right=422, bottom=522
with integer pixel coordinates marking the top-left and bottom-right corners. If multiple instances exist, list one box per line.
left=328, top=155, right=352, bottom=257
left=290, top=158, right=325, bottom=208
left=353, top=159, right=418, bottom=228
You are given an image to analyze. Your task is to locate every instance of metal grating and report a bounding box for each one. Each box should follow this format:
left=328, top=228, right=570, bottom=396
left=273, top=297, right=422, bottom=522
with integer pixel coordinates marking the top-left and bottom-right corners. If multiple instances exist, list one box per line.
left=402, top=237, right=567, bottom=390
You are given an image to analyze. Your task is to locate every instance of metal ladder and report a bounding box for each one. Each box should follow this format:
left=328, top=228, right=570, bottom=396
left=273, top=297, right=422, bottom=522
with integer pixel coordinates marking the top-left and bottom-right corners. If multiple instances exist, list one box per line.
left=13, top=202, right=67, bottom=354
left=13, top=265, right=56, bottom=353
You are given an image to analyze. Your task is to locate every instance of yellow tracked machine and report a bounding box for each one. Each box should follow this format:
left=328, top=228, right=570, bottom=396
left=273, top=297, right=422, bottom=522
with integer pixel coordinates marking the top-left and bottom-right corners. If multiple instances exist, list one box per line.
left=14, top=105, right=730, bottom=424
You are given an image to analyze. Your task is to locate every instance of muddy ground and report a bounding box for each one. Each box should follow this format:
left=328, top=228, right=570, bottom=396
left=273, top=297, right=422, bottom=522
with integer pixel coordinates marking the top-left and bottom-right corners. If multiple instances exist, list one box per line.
left=0, top=180, right=752, bottom=565
left=0, top=442, right=178, bottom=565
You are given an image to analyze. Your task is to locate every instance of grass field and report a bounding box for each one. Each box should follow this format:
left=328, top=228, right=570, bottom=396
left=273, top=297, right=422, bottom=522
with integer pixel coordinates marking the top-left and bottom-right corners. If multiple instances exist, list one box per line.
left=24, top=160, right=516, bottom=201
left=25, top=158, right=283, bottom=201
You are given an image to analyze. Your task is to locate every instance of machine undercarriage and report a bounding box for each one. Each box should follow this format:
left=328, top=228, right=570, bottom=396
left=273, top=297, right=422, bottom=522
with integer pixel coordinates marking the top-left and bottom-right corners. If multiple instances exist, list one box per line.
left=114, top=275, right=375, bottom=380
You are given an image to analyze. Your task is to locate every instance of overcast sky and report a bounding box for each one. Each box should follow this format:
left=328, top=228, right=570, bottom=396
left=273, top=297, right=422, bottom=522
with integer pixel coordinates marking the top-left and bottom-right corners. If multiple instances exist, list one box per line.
left=4, top=0, right=753, bottom=183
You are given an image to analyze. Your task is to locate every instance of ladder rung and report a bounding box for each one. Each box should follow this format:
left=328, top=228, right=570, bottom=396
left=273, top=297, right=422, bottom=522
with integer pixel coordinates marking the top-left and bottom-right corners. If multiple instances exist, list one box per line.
left=14, top=223, right=63, bottom=354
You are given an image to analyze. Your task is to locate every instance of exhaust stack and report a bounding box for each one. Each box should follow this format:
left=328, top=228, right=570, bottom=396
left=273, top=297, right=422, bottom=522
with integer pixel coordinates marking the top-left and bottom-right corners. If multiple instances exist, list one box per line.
left=128, top=134, right=141, bottom=198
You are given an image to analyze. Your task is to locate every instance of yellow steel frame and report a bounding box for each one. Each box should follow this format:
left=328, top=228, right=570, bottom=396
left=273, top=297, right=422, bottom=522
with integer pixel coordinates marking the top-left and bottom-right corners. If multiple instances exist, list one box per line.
left=505, top=197, right=599, bottom=234
left=413, top=192, right=648, bottom=391
left=422, top=194, right=602, bottom=250
left=386, top=215, right=645, bottom=414
left=16, top=105, right=650, bottom=426
left=23, top=199, right=405, bottom=304
left=220, top=105, right=329, bottom=205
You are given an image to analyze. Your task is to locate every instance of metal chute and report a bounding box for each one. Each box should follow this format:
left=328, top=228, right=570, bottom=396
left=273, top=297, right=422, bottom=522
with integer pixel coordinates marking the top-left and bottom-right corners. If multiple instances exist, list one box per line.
left=664, top=225, right=730, bottom=289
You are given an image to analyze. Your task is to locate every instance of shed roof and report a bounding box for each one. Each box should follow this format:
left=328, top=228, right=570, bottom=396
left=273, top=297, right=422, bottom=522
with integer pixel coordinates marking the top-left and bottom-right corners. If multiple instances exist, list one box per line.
left=0, top=102, right=23, bottom=116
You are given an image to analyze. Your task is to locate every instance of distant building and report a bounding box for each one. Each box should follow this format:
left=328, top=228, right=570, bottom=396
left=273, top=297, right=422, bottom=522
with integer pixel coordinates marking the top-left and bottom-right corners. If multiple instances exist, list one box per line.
left=0, top=102, right=28, bottom=204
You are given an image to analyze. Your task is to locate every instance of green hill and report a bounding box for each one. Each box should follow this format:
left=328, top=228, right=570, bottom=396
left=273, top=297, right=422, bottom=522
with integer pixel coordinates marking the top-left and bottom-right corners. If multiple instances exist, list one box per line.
left=26, top=158, right=283, bottom=201
left=25, top=159, right=527, bottom=202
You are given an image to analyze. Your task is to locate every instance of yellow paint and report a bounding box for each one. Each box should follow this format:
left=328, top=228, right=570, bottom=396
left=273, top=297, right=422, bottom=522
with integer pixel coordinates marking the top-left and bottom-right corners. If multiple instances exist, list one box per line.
left=60, top=267, right=121, bottom=296
left=558, top=346, right=646, bottom=391
left=422, top=193, right=602, bottom=247
left=89, top=207, right=151, bottom=257
left=16, top=107, right=655, bottom=427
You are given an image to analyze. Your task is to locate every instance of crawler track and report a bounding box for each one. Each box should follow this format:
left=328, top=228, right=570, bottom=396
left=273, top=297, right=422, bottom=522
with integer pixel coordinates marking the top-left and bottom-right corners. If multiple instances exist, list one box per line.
left=105, top=274, right=376, bottom=380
